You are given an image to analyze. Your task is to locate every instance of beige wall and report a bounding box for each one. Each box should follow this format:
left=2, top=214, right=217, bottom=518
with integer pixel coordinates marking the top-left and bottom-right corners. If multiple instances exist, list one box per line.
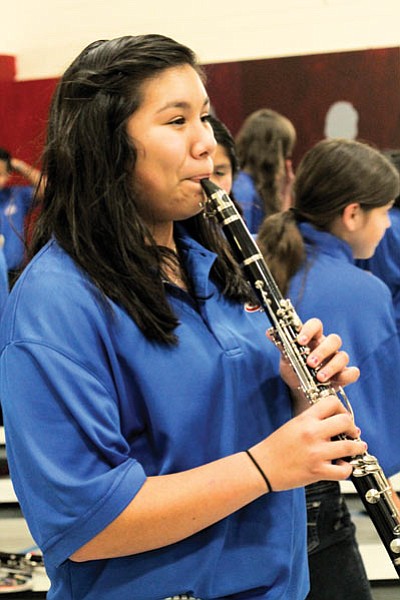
left=2, top=0, right=400, bottom=80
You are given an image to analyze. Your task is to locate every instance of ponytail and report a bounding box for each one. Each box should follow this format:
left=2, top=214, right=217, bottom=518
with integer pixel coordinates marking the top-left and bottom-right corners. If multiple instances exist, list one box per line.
left=257, top=210, right=305, bottom=296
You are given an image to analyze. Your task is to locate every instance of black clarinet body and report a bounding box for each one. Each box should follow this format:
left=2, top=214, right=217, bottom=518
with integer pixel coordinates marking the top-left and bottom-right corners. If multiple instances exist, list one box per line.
left=200, top=178, right=400, bottom=578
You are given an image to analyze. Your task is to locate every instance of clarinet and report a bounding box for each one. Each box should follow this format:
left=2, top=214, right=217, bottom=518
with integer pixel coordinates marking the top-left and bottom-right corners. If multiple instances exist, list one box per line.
left=200, top=178, right=400, bottom=578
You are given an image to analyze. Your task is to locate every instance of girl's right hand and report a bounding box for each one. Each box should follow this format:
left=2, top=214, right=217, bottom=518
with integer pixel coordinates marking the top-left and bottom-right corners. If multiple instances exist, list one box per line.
left=248, top=395, right=366, bottom=492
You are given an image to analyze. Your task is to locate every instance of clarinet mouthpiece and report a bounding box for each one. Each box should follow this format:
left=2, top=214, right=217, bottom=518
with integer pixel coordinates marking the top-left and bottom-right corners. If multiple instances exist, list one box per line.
left=200, top=178, right=219, bottom=195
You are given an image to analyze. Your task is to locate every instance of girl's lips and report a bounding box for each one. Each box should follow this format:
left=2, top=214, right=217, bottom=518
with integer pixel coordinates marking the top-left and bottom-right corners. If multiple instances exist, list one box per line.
left=187, top=174, right=212, bottom=182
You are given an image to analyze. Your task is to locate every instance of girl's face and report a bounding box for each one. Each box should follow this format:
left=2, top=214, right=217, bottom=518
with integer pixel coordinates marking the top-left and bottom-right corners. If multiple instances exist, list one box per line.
left=210, top=144, right=233, bottom=194
left=349, top=202, right=393, bottom=259
left=126, top=64, right=215, bottom=243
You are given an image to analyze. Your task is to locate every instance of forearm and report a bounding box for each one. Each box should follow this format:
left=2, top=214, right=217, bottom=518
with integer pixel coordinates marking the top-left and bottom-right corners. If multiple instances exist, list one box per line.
left=71, top=394, right=365, bottom=563
left=70, top=451, right=267, bottom=562
left=11, top=159, right=40, bottom=185
left=10, top=158, right=45, bottom=196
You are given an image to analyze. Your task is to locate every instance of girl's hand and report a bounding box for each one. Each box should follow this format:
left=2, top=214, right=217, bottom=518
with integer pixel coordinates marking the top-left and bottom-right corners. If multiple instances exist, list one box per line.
left=249, top=395, right=366, bottom=491
left=271, top=317, right=360, bottom=391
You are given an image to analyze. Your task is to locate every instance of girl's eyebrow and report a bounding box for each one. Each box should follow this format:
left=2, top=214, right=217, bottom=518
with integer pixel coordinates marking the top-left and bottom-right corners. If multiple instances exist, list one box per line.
left=156, top=96, right=210, bottom=114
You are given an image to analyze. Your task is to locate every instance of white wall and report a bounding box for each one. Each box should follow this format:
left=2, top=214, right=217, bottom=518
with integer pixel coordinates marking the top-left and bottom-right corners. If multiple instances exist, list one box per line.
left=3, top=0, right=400, bottom=80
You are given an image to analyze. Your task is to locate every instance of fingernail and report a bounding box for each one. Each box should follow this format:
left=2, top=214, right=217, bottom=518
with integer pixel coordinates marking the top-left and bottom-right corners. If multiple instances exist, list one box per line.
left=318, top=370, right=328, bottom=381
left=308, top=355, right=319, bottom=367
left=298, top=334, right=308, bottom=344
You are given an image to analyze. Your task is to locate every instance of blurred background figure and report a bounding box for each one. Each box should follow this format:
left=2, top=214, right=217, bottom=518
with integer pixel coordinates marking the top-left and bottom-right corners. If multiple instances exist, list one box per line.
left=208, top=115, right=245, bottom=218
left=0, top=147, right=43, bottom=285
left=257, top=138, right=400, bottom=600
left=233, top=108, right=296, bottom=233
left=208, top=114, right=239, bottom=196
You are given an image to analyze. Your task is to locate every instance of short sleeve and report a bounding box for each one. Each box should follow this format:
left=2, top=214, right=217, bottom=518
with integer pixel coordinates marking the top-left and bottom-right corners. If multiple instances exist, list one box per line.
left=1, top=340, right=147, bottom=568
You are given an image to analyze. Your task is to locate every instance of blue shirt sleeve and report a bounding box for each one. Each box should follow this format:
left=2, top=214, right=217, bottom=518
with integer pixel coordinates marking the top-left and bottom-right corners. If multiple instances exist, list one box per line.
left=1, top=340, right=147, bottom=568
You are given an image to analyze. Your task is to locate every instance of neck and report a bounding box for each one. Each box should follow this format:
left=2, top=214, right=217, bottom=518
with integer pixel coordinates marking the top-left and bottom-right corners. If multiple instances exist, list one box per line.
left=149, top=222, right=176, bottom=251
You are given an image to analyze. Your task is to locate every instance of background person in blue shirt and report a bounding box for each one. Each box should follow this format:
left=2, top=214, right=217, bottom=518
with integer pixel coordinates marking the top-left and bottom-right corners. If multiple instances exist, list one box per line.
left=208, top=114, right=244, bottom=218
left=0, top=233, right=9, bottom=314
left=0, top=36, right=362, bottom=600
left=257, top=138, right=400, bottom=600
left=208, top=115, right=238, bottom=196
left=232, top=108, right=296, bottom=234
left=357, top=149, right=400, bottom=335
left=0, top=147, right=43, bottom=284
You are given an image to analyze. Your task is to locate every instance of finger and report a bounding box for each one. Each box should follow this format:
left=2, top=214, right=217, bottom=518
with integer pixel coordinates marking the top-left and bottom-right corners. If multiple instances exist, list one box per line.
left=317, top=460, right=354, bottom=481
left=306, top=396, right=362, bottom=435
left=306, top=395, right=348, bottom=418
left=296, top=318, right=324, bottom=346
left=330, top=366, right=360, bottom=388
left=265, top=329, right=277, bottom=344
left=323, top=438, right=367, bottom=462
left=318, top=413, right=362, bottom=440
left=305, top=334, right=344, bottom=371
left=313, top=349, right=350, bottom=382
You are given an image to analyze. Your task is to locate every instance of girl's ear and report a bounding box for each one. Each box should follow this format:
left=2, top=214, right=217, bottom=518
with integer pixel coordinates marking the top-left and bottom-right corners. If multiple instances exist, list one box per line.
left=284, top=158, right=295, bottom=183
left=280, top=159, right=295, bottom=211
left=341, top=202, right=362, bottom=232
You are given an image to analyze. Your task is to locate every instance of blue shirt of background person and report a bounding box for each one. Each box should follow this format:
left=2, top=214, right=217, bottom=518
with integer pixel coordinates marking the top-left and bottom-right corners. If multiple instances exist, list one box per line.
left=0, top=148, right=43, bottom=273
left=289, top=222, right=400, bottom=476
left=0, top=186, right=34, bottom=270
left=357, top=206, right=400, bottom=333
left=356, top=150, right=400, bottom=334
left=232, top=108, right=296, bottom=234
left=0, top=244, right=8, bottom=312
left=233, top=170, right=264, bottom=233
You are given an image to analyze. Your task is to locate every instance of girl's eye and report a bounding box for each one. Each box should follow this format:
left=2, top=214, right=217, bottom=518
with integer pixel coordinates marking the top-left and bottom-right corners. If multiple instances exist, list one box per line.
left=201, top=114, right=211, bottom=123
left=169, top=117, right=186, bottom=125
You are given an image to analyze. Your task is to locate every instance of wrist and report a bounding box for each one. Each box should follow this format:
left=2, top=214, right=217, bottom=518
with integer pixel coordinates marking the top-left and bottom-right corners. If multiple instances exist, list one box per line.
left=245, top=449, right=273, bottom=493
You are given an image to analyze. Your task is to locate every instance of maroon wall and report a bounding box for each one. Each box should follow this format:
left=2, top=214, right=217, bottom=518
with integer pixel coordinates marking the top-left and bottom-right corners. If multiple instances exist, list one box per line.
left=205, top=47, right=400, bottom=165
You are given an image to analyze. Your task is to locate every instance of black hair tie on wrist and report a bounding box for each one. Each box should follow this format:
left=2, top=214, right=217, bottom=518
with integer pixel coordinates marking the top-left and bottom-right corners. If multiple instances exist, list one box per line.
left=245, top=449, right=273, bottom=493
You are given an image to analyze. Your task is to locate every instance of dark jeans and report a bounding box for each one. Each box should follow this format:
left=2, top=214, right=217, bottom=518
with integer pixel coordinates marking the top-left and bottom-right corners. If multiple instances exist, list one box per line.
left=306, top=480, right=373, bottom=600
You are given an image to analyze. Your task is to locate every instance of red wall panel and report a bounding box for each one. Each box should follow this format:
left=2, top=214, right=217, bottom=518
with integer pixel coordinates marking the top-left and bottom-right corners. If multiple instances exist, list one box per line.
left=0, top=76, right=58, bottom=184
left=0, top=55, right=16, bottom=82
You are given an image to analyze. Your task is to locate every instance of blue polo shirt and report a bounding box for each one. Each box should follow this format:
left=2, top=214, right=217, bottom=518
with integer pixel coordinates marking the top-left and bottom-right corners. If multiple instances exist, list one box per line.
left=356, top=207, right=400, bottom=334
left=233, top=172, right=264, bottom=234
left=289, top=222, right=400, bottom=476
left=0, top=186, right=34, bottom=270
left=0, top=248, right=8, bottom=312
left=0, top=229, right=308, bottom=600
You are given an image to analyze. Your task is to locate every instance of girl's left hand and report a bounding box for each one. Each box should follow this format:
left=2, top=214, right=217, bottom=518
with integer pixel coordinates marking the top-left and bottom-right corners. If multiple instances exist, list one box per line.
left=270, top=317, right=360, bottom=391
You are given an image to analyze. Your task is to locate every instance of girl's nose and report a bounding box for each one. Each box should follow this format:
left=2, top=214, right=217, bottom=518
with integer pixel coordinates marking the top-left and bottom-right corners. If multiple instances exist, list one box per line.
left=192, top=122, right=216, bottom=159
